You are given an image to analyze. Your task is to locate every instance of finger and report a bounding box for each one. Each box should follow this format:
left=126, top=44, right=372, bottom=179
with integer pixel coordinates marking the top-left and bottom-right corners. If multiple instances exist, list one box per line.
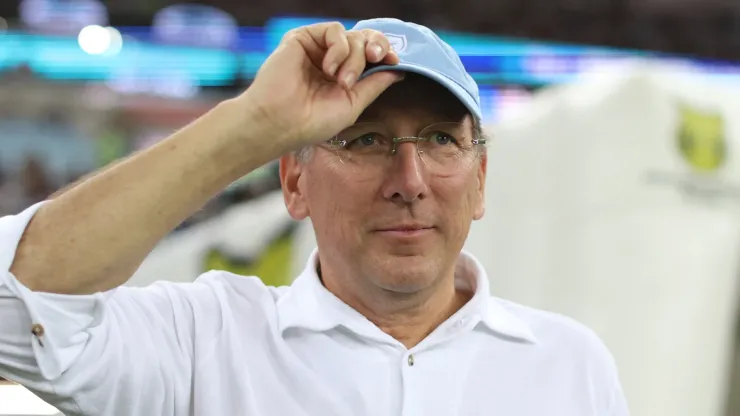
left=349, top=71, right=405, bottom=117
left=299, top=21, right=346, bottom=49
left=336, top=31, right=367, bottom=89
left=321, top=23, right=349, bottom=76
left=282, top=22, right=348, bottom=74
left=361, top=29, right=399, bottom=65
left=384, top=49, right=401, bottom=65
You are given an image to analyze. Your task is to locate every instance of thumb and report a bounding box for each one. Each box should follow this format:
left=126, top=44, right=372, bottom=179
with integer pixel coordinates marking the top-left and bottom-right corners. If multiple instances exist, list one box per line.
left=349, top=71, right=405, bottom=116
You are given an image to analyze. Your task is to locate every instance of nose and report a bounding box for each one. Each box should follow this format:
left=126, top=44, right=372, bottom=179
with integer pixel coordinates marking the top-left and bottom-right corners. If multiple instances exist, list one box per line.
left=381, top=141, right=429, bottom=204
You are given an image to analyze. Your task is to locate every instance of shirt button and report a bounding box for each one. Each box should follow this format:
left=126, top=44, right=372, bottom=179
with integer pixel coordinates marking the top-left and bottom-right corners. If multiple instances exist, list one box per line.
left=31, top=324, right=44, bottom=337
left=407, top=354, right=415, bottom=366
left=31, top=324, right=45, bottom=347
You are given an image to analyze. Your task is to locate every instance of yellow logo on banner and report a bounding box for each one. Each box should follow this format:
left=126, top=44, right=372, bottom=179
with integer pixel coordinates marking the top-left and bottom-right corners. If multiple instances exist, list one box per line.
left=677, top=104, right=727, bottom=172
left=203, top=225, right=296, bottom=287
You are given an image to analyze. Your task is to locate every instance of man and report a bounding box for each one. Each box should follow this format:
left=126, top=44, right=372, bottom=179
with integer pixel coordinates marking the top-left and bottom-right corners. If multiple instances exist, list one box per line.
left=0, top=18, right=628, bottom=415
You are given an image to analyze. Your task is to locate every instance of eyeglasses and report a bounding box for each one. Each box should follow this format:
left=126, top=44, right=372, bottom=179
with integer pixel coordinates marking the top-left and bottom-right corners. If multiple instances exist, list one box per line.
left=321, top=122, right=485, bottom=175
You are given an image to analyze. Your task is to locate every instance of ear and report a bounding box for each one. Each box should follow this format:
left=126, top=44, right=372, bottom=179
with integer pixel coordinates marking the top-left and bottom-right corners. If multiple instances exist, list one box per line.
left=279, top=154, right=309, bottom=220
left=473, top=154, right=487, bottom=221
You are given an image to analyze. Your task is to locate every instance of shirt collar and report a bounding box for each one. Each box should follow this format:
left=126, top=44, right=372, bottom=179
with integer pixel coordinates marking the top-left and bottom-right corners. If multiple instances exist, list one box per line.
left=276, top=249, right=537, bottom=344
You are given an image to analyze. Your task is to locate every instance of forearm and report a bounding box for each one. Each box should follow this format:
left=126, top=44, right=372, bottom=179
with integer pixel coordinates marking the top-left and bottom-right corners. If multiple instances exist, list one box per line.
left=10, top=98, right=290, bottom=294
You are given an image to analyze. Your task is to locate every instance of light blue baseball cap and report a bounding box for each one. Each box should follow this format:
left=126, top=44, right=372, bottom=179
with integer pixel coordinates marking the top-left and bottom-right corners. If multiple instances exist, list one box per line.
left=351, top=18, right=481, bottom=120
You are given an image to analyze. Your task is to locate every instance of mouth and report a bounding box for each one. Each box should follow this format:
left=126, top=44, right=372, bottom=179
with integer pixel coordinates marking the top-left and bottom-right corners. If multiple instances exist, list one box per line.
left=373, top=225, right=435, bottom=238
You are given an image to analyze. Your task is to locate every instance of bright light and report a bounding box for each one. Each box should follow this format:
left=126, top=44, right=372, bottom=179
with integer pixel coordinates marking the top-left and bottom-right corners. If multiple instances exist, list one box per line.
left=78, top=25, right=108, bottom=54
left=0, top=383, right=60, bottom=415
left=78, top=25, right=122, bottom=56
left=105, top=26, right=123, bottom=55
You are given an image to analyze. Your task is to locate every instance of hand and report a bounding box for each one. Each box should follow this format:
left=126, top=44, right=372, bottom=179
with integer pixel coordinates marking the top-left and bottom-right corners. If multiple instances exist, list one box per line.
left=238, top=22, right=403, bottom=149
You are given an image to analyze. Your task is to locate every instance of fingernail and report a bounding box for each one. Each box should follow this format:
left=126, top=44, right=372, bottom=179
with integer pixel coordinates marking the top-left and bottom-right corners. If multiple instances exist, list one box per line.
left=393, top=72, right=406, bottom=83
left=343, top=72, right=356, bottom=88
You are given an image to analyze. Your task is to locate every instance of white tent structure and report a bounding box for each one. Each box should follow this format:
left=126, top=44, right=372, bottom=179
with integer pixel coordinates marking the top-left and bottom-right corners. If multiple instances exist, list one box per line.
left=464, top=63, right=740, bottom=416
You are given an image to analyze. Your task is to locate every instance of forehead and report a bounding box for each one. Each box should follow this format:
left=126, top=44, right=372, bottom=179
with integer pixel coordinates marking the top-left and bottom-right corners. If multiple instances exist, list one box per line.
left=357, top=73, right=470, bottom=124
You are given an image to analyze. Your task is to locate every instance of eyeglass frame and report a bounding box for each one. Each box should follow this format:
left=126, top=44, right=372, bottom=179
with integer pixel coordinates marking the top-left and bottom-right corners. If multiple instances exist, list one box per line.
left=323, top=122, right=487, bottom=156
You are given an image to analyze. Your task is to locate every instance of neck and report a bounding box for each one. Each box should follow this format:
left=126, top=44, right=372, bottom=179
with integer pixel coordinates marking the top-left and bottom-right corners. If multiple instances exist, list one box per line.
left=319, top=261, right=473, bottom=349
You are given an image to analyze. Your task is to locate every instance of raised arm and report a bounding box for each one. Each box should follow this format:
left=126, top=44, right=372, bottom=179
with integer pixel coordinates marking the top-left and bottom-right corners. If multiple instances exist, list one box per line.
left=9, top=22, right=402, bottom=295
left=0, top=23, right=402, bottom=416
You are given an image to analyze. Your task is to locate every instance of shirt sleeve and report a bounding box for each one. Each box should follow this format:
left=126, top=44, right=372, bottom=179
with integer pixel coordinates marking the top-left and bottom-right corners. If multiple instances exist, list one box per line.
left=609, top=382, right=630, bottom=416
left=0, top=203, right=215, bottom=416
left=599, top=341, right=630, bottom=416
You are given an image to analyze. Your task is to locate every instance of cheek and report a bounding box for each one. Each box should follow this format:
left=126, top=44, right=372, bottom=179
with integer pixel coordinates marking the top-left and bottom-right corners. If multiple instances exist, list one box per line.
left=311, top=163, right=378, bottom=206
left=304, top=161, right=378, bottom=231
left=432, top=172, right=479, bottom=207
left=430, top=172, right=482, bottom=229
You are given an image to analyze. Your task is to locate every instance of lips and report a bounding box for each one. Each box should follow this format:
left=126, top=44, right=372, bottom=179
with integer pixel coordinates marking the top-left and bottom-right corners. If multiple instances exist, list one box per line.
left=373, top=224, right=435, bottom=240
left=375, top=225, right=433, bottom=232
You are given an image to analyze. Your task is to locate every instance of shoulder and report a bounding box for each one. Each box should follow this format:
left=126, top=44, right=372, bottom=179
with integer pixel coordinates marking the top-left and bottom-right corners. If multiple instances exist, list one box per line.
left=489, top=297, right=628, bottom=413
left=491, top=296, right=621, bottom=384
left=193, top=270, right=291, bottom=301
left=178, top=270, right=291, bottom=321
left=115, top=270, right=290, bottom=328
left=495, top=297, right=611, bottom=353
left=114, top=271, right=292, bottom=356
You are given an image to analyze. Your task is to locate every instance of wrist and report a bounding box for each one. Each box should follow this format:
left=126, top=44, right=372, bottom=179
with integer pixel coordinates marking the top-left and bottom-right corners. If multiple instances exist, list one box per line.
left=226, top=95, right=301, bottom=155
left=173, top=98, right=291, bottom=187
left=213, top=97, right=295, bottom=164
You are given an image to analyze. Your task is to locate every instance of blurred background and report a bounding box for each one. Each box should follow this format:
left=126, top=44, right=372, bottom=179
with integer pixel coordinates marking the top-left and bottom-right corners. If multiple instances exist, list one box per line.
left=1, top=0, right=740, bottom=415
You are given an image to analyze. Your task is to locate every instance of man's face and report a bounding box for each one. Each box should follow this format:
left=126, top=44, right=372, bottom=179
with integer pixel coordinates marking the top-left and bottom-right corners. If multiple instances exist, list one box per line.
left=280, top=74, right=487, bottom=294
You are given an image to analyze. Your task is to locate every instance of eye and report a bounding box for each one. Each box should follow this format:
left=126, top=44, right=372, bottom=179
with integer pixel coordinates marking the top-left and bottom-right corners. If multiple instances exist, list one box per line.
left=429, top=132, right=456, bottom=145
left=358, top=134, right=378, bottom=146
left=347, top=133, right=383, bottom=149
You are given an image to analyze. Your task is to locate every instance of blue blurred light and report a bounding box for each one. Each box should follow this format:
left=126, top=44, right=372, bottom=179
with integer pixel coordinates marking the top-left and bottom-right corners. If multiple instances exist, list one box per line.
left=0, top=15, right=739, bottom=87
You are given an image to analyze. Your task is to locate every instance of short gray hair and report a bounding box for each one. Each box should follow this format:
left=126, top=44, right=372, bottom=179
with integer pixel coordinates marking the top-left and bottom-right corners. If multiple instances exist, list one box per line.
left=472, top=116, right=488, bottom=159
left=294, top=146, right=314, bottom=163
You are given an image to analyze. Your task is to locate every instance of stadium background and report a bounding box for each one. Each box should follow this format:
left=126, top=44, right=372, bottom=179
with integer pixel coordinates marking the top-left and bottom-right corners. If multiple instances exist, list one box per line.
left=2, top=0, right=740, bottom=415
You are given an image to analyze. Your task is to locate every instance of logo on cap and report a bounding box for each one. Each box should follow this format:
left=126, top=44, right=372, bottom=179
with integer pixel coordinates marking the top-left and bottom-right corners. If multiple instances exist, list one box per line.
left=384, top=33, right=407, bottom=53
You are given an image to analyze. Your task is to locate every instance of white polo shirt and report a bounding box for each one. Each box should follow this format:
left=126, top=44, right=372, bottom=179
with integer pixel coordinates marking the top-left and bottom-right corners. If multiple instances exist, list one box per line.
left=0, top=203, right=628, bottom=416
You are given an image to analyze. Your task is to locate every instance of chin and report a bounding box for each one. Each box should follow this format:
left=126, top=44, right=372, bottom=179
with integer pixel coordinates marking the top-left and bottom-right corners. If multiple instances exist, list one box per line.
left=367, top=254, right=441, bottom=294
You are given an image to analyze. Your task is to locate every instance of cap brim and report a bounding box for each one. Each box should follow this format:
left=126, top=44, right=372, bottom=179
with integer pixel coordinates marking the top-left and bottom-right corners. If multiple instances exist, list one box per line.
left=360, top=63, right=482, bottom=120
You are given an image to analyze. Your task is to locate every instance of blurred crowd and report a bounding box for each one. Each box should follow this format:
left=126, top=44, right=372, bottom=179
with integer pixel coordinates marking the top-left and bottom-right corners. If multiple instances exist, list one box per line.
left=0, top=152, right=282, bottom=224
left=0, top=141, right=282, bottom=228
left=0, top=156, right=63, bottom=217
